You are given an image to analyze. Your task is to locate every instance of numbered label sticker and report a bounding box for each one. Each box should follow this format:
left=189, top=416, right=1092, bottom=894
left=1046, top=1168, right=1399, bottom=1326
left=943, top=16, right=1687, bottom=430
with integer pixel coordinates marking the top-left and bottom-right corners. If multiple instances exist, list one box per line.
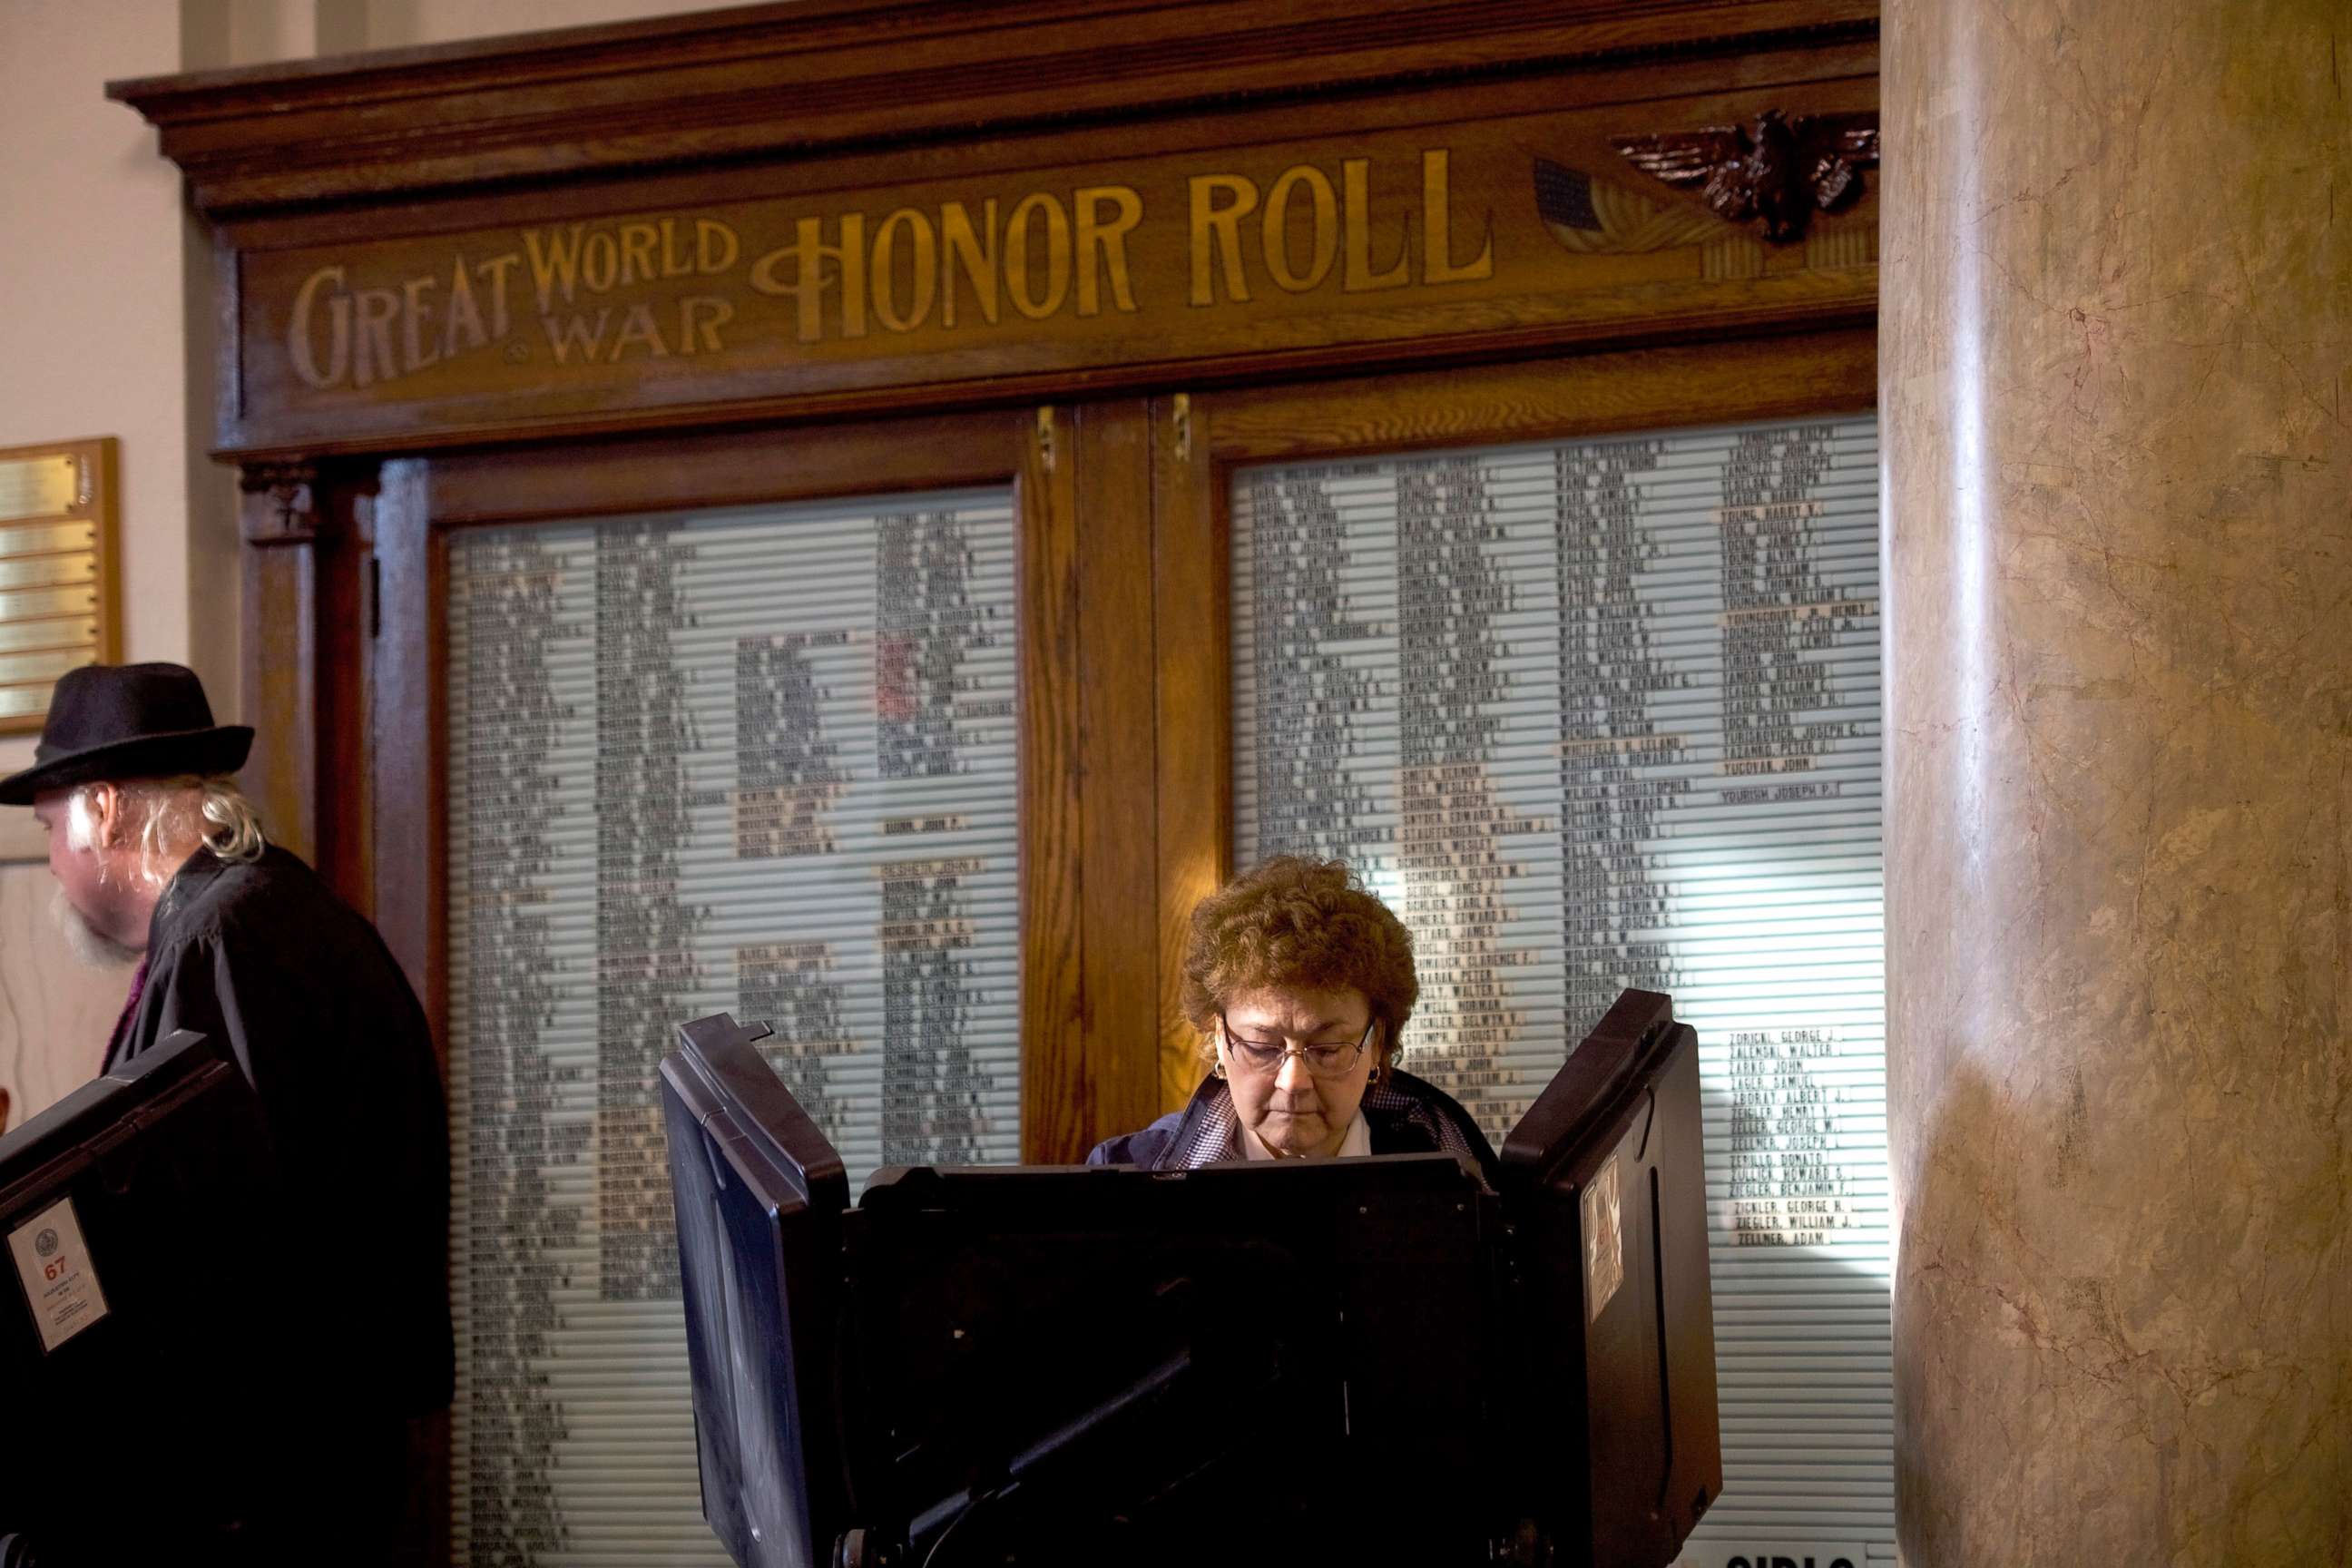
left=9, top=1196, right=109, bottom=1352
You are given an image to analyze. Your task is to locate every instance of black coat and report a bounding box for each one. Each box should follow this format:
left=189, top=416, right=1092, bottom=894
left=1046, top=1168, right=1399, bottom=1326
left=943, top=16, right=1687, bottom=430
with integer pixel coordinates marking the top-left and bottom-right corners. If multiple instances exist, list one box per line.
left=107, top=845, right=456, bottom=1422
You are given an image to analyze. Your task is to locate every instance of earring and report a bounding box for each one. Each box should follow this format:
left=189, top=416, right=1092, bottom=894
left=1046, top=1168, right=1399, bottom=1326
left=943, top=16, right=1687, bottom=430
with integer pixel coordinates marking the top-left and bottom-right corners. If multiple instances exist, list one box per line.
left=1211, top=1056, right=1227, bottom=1079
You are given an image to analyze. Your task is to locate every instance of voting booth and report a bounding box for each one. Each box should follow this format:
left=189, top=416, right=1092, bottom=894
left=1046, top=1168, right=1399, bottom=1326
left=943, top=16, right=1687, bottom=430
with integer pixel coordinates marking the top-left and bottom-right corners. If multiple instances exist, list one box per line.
left=662, top=988, right=1721, bottom=1568
left=0, top=1034, right=296, bottom=1557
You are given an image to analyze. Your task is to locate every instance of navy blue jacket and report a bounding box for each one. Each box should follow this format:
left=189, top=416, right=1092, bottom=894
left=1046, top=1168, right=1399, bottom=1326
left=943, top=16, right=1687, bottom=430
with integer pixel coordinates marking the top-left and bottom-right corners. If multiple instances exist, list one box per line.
left=1087, top=1066, right=1498, bottom=1184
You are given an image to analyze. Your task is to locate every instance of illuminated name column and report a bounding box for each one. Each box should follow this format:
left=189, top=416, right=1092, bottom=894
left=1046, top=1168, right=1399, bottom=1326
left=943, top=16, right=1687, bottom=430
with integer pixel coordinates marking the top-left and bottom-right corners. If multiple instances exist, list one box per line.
left=734, top=630, right=855, bottom=1129
left=447, top=486, right=1019, bottom=1567
left=1392, top=455, right=1556, bottom=1146
left=1233, top=465, right=1396, bottom=867
left=872, top=505, right=1015, bottom=1165
left=594, top=518, right=716, bottom=1301
left=447, top=529, right=595, bottom=1563
left=1555, top=436, right=1686, bottom=1035
left=1682, top=419, right=1888, bottom=1565
left=1230, top=416, right=1891, bottom=1564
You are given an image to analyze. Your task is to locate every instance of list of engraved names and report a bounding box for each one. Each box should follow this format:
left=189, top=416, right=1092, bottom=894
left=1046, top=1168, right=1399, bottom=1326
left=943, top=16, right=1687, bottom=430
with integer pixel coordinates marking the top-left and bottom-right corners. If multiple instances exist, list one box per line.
left=1232, top=416, right=1891, bottom=1557
left=447, top=489, right=1018, bottom=1566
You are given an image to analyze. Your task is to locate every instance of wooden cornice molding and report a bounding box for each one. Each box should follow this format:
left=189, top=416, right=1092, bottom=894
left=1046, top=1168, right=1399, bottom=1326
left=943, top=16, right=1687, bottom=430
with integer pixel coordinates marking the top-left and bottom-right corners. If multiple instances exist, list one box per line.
left=109, top=0, right=1877, bottom=216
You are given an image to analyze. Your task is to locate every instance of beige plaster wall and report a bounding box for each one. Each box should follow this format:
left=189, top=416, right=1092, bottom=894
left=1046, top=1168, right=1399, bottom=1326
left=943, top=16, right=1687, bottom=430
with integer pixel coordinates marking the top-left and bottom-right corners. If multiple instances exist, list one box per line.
left=0, top=0, right=743, bottom=1129
left=360, top=0, right=729, bottom=50
left=1, top=0, right=190, bottom=1125
left=0, top=0, right=198, bottom=783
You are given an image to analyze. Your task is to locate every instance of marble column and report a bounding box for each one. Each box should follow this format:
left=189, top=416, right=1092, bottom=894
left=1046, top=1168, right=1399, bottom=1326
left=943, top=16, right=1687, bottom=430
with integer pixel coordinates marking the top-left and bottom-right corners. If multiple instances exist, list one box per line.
left=1882, top=0, right=2349, bottom=1561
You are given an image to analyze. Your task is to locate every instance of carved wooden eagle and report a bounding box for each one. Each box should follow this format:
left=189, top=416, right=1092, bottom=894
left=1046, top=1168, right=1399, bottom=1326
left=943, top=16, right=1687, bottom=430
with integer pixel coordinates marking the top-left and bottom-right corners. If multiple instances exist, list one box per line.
left=1610, top=110, right=1879, bottom=243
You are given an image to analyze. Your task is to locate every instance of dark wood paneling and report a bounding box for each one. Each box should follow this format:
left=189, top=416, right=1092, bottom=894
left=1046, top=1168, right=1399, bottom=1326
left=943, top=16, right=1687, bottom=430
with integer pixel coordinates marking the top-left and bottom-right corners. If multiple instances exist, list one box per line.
left=314, top=484, right=373, bottom=911
left=1019, top=407, right=1086, bottom=1162
left=111, top=0, right=1875, bottom=214
left=1070, top=401, right=1162, bottom=1156
left=204, top=68, right=1878, bottom=460
left=1018, top=394, right=1204, bottom=1159
left=421, top=411, right=1033, bottom=525
left=115, top=0, right=1878, bottom=462
left=239, top=476, right=320, bottom=867
left=209, top=37, right=1876, bottom=258
left=1200, top=328, right=1878, bottom=462
left=370, top=458, right=441, bottom=1035
left=1150, top=393, right=1229, bottom=1114
left=238, top=467, right=376, bottom=908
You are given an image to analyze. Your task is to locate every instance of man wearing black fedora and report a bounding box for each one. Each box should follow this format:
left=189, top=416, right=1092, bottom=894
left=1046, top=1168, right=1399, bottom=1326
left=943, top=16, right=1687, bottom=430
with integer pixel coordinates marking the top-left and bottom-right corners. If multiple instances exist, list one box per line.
left=0, top=662, right=452, bottom=1564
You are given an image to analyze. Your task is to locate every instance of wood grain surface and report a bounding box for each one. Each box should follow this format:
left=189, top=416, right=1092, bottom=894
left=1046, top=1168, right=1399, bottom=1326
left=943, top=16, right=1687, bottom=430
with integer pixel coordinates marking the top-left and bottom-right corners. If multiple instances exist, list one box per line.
left=191, top=0, right=1878, bottom=1196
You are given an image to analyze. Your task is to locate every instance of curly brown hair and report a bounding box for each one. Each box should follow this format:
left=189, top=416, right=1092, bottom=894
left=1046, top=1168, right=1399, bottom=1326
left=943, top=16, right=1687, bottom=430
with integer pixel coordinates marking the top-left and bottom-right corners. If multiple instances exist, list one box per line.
left=1179, top=857, right=1418, bottom=1069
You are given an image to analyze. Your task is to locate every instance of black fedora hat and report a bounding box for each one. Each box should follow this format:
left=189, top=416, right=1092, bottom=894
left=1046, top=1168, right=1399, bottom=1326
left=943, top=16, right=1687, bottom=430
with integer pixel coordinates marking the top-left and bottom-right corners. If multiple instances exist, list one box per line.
left=0, top=662, right=252, bottom=806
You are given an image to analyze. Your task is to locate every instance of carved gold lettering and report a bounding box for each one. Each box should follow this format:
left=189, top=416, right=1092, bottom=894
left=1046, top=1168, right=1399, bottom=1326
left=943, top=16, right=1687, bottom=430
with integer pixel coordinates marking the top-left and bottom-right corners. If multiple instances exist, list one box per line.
left=288, top=265, right=350, bottom=389
left=696, top=220, right=739, bottom=274
left=526, top=218, right=711, bottom=302
left=1343, top=159, right=1412, bottom=292
left=442, top=256, right=487, bottom=357
left=1421, top=150, right=1493, bottom=284
left=288, top=251, right=524, bottom=390
left=940, top=201, right=999, bottom=328
left=1189, top=174, right=1257, bottom=306
left=352, top=289, right=400, bottom=387
left=748, top=215, right=868, bottom=342
left=1073, top=186, right=1142, bottom=317
left=871, top=208, right=938, bottom=333
left=608, top=301, right=670, bottom=359
left=1261, top=164, right=1338, bottom=293
left=400, top=276, right=441, bottom=371
left=580, top=231, right=621, bottom=293
left=680, top=296, right=733, bottom=354
left=542, top=309, right=612, bottom=364
left=660, top=219, right=692, bottom=278
left=620, top=222, right=661, bottom=287
left=476, top=253, right=522, bottom=337
left=1004, top=192, right=1071, bottom=320
left=524, top=226, right=584, bottom=313
left=540, top=298, right=731, bottom=362
left=279, top=158, right=1491, bottom=380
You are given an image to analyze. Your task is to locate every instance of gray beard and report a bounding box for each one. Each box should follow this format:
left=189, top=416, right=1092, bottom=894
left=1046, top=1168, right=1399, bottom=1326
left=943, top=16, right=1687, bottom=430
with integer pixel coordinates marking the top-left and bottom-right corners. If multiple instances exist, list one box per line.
left=48, top=886, right=140, bottom=971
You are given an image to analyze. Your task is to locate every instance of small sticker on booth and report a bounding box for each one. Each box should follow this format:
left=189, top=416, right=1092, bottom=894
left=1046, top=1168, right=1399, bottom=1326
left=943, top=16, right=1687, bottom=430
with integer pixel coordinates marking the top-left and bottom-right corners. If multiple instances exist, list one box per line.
left=9, top=1196, right=109, bottom=1352
left=1675, top=1544, right=1868, bottom=1568
left=1581, top=1156, right=1624, bottom=1324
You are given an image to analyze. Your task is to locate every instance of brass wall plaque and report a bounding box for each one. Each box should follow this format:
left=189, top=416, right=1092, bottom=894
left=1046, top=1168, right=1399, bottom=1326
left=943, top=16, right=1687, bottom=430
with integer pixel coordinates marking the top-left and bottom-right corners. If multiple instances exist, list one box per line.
left=0, top=440, right=117, bottom=733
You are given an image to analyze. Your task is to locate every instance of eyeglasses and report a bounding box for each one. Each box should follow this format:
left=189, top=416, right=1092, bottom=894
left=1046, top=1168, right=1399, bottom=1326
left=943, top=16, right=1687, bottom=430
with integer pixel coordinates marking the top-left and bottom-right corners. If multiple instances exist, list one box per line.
left=1216, top=1014, right=1377, bottom=1078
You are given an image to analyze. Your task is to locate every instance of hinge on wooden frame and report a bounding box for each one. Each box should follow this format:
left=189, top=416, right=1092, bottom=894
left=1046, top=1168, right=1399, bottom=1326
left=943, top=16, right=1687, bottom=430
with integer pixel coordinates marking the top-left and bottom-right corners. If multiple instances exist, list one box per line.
left=1035, top=407, right=1056, bottom=474
left=1171, top=393, right=1191, bottom=464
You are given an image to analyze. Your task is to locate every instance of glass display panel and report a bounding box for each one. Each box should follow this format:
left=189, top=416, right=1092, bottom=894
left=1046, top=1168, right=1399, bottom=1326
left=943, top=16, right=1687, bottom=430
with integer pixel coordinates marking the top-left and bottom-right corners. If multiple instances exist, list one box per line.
left=1231, top=416, right=1891, bottom=1564
left=446, top=487, right=1019, bottom=1563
